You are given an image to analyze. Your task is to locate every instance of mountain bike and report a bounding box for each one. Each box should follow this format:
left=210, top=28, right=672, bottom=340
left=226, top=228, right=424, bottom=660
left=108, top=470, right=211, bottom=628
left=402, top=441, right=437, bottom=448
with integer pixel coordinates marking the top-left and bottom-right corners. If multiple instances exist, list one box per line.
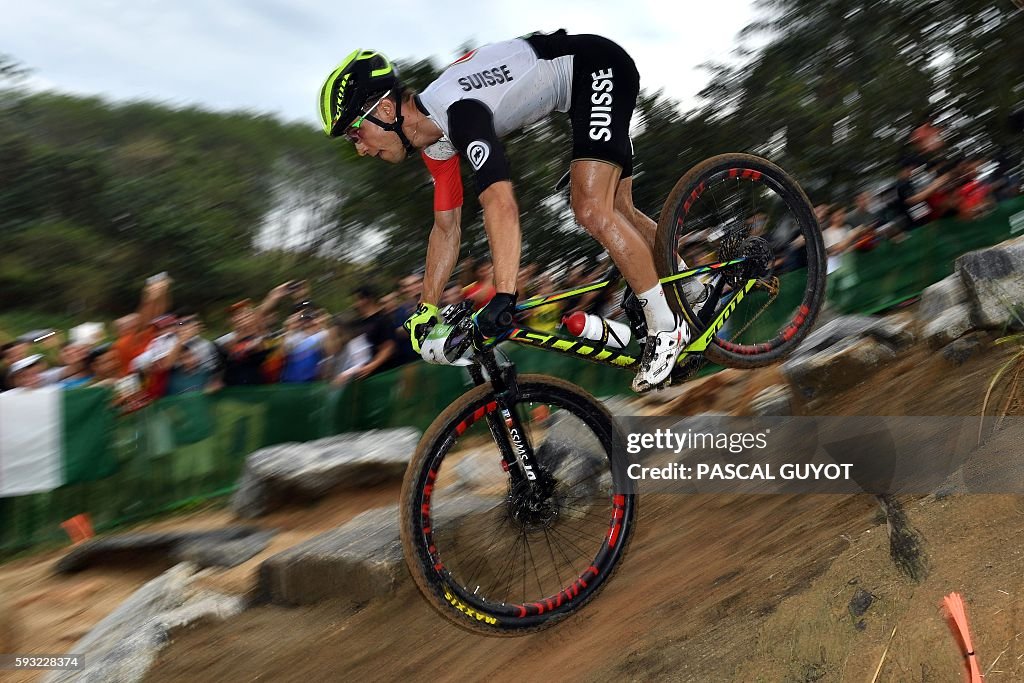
left=400, top=153, right=826, bottom=635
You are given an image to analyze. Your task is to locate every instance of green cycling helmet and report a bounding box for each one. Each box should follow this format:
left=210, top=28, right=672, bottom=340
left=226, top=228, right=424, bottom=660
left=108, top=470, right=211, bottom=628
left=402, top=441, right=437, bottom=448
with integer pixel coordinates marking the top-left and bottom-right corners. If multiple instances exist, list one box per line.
left=318, top=49, right=399, bottom=137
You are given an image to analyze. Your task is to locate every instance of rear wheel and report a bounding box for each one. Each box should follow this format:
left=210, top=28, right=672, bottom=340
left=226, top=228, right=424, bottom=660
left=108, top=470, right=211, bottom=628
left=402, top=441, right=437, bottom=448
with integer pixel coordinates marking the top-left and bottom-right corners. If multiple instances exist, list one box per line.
left=655, top=153, right=826, bottom=368
left=400, top=375, right=636, bottom=635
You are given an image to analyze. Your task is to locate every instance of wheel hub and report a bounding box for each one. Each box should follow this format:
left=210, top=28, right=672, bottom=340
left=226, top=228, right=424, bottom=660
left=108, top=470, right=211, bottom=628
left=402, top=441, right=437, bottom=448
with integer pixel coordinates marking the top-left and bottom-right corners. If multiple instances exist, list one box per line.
left=507, top=477, right=561, bottom=531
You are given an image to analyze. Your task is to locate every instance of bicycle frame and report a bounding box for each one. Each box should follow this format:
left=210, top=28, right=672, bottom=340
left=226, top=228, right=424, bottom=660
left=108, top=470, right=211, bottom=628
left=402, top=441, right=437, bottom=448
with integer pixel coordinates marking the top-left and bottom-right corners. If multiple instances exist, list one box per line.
left=455, top=255, right=758, bottom=495
left=486, top=257, right=755, bottom=372
left=465, top=257, right=755, bottom=492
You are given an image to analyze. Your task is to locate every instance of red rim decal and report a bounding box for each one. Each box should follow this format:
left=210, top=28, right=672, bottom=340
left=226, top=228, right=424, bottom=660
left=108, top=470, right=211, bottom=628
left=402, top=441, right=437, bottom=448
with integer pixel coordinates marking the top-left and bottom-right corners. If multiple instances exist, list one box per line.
left=510, top=565, right=601, bottom=618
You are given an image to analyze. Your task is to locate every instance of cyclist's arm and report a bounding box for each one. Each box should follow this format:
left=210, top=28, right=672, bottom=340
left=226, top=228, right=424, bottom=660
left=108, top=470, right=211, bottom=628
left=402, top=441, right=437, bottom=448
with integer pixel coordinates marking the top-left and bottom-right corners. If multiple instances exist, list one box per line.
left=421, top=151, right=464, bottom=306
left=422, top=206, right=462, bottom=305
left=447, top=99, right=519, bottom=294
left=478, top=181, right=520, bottom=294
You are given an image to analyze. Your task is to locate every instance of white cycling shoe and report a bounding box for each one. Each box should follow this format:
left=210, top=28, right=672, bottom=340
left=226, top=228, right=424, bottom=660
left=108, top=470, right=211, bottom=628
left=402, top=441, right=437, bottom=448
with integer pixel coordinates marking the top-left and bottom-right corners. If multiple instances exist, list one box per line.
left=631, top=318, right=691, bottom=393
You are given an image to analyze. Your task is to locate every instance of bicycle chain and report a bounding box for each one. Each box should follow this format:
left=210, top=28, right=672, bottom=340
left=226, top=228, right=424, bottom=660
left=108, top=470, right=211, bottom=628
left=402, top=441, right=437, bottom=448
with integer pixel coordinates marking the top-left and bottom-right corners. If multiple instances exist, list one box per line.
left=728, top=276, right=780, bottom=341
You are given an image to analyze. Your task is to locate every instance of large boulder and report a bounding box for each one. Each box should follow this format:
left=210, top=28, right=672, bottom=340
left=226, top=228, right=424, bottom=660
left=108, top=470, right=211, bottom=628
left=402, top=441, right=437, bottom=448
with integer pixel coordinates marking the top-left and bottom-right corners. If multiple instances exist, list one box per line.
left=796, top=314, right=916, bottom=354
left=784, top=336, right=897, bottom=401
left=258, top=506, right=404, bottom=606
left=231, top=428, right=420, bottom=518
left=918, top=274, right=969, bottom=322
left=956, top=236, right=1024, bottom=330
left=781, top=316, right=910, bottom=401
left=258, top=498, right=495, bottom=606
left=55, top=527, right=275, bottom=573
left=44, top=563, right=244, bottom=683
left=750, top=385, right=793, bottom=416
left=922, top=303, right=973, bottom=349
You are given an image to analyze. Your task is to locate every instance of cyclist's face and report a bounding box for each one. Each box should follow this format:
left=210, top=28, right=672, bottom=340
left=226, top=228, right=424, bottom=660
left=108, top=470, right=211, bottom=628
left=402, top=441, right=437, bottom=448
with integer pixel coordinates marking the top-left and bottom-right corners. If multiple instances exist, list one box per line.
left=349, top=99, right=407, bottom=163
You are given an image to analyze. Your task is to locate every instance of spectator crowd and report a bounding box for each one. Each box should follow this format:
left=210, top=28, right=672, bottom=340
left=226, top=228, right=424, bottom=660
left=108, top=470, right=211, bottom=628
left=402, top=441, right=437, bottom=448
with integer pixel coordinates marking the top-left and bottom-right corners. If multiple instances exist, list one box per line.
left=800, top=111, right=1021, bottom=273
left=0, top=256, right=614, bottom=407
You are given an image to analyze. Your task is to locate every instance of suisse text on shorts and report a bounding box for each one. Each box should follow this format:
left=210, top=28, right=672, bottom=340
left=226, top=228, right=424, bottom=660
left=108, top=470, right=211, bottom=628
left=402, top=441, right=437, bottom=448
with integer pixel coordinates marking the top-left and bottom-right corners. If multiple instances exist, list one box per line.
left=625, top=428, right=853, bottom=481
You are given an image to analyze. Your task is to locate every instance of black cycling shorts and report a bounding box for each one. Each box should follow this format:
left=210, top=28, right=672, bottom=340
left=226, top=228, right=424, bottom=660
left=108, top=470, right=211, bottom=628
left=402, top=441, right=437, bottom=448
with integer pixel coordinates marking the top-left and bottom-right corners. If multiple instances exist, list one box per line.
left=526, top=30, right=639, bottom=178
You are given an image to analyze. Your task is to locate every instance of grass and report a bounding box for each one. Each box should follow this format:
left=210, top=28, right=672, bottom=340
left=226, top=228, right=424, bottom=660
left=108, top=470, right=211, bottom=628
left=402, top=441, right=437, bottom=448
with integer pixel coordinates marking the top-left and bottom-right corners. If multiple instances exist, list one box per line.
left=980, top=332, right=1024, bottom=423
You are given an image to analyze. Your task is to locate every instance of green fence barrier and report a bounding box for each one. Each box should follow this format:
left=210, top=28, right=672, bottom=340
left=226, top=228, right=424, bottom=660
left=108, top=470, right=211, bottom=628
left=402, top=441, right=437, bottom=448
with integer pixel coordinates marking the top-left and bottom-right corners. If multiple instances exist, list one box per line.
left=831, top=197, right=1024, bottom=313
left=2, top=198, right=1022, bottom=557
left=0, top=348, right=632, bottom=555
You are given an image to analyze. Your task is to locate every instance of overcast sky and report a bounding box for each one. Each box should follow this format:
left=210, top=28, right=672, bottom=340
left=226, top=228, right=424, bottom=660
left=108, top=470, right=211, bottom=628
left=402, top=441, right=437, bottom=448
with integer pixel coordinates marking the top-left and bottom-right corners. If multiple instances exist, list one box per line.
left=2, top=1, right=760, bottom=127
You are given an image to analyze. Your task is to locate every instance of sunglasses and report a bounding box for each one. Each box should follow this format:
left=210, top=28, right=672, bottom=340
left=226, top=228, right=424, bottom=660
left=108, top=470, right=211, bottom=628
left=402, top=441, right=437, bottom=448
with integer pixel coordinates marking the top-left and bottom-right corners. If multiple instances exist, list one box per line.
left=342, top=89, right=392, bottom=144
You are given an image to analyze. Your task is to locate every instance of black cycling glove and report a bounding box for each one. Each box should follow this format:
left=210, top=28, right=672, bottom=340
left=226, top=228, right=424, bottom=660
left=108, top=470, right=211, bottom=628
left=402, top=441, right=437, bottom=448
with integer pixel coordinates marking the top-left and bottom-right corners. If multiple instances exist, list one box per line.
left=474, top=292, right=517, bottom=338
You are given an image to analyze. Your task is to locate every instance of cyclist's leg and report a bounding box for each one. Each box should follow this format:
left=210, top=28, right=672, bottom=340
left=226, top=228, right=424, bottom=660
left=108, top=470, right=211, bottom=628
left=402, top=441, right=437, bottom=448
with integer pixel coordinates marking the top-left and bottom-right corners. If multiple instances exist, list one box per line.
left=615, top=174, right=704, bottom=306
left=569, top=161, right=658, bottom=294
left=613, top=175, right=657, bottom=251
left=570, top=161, right=688, bottom=391
left=565, top=35, right=657, bottom=298
left=565, top=34, right=688, bottom=390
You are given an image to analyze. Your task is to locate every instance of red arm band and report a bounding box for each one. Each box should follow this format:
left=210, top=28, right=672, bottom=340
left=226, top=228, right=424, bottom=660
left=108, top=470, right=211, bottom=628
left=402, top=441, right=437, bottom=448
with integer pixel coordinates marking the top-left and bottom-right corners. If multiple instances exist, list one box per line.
left=422, top=153, right=464, bottom=212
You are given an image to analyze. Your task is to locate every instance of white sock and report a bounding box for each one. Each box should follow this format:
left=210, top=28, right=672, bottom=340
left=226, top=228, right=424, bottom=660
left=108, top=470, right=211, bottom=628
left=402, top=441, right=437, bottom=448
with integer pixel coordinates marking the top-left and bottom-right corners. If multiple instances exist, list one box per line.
left=638, top=284, right=677, bottom=333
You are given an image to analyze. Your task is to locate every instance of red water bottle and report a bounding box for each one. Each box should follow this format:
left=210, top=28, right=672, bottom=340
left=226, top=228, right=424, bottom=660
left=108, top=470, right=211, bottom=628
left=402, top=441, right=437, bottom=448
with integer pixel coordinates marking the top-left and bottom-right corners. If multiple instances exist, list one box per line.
left=563, top=311, right=632, bottom=349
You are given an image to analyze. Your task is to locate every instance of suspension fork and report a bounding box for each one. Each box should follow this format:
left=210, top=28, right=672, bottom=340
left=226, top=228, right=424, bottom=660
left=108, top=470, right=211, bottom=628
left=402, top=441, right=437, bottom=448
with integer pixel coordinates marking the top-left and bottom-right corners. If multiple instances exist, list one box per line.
left=469, top=351, right=540, bottom=488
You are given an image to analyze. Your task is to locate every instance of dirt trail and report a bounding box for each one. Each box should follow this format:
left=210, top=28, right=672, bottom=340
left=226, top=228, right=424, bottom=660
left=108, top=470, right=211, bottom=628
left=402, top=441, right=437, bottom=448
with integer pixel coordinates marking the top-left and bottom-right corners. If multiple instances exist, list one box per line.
left=4, top=331, right=1023, bottom=682
left=0, top=485, right=398, bottom=683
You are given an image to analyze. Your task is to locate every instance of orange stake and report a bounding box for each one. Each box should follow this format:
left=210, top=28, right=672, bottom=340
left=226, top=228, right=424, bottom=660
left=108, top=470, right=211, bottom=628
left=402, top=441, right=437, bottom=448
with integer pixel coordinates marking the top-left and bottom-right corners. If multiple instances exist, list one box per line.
left=60, top=513, right=95, bottom=544
left=942, top=592, right=982, bottom=683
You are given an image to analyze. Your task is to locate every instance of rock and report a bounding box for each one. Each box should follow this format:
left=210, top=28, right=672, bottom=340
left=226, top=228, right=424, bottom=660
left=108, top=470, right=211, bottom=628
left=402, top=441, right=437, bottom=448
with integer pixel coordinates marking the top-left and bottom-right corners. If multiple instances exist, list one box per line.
left=258, top=506, right=405, bottom=607
left=750, top=385, right=793, bottom=416
left=46, top=581, right=244, bottom=683
left=871, top=313, right=917, bottom=351
left=230, top=469, right=273, bottom=519
left=941, top=332, right=986, bottom=366
left=154, top=590, right=246, bottom=640
left=55, top=527, right=275, bottom=573
left=231, top=428, right=420, bottom=518
left=848, top=588, right=875, bottom=618
left=783, top=336, right=897, bottom=401
left=781, top=314, right=914, bottom=401
left=956, top=237, right=1024, bottom=330
left=918, top=274, right=969, bottom=322
left=793, top=315, right=911, bottom=357
left=258, top=499, right=495, bottom=606
left=923, top=303, right=974, bottom=348
left=451, top=449, right=500, bottom=491
left=538, top=415, right=606, bottom=471
left=176, top=529, right=277, bottom=568
left=45, top=563, right=198, bottom=683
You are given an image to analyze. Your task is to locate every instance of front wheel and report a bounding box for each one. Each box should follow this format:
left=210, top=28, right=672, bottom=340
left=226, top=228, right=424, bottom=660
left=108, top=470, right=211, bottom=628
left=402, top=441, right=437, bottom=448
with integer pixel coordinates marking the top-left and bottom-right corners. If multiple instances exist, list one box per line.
left=655, top=153, right=826, bottom=369
left=400, top=374, right=636, bottom=635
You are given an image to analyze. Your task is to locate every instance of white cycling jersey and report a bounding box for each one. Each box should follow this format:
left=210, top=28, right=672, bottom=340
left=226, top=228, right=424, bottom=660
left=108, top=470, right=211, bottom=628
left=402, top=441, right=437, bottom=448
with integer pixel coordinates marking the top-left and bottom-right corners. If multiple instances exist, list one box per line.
left=418, top=38, right=573, bottom=157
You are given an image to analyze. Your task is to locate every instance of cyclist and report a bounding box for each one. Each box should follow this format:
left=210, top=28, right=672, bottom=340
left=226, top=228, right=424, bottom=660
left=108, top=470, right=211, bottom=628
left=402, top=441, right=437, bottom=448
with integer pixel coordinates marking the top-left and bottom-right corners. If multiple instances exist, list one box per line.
left=318, top=29, right=689, bottom=392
